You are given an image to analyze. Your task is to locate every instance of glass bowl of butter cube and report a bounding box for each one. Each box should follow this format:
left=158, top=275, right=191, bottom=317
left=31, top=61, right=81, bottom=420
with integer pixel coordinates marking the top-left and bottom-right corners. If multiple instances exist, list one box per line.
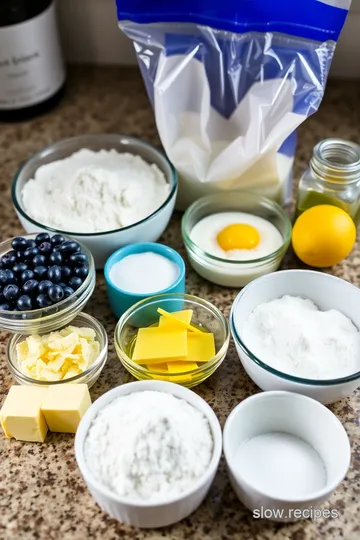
left=6, top=312, right=108, bottom=389
left=114, top=293, right=230, bottom=387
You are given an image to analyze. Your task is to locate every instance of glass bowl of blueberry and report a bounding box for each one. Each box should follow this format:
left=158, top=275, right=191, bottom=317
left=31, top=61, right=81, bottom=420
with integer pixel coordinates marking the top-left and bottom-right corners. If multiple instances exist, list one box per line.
left=0, top=233, right=95, bottom=334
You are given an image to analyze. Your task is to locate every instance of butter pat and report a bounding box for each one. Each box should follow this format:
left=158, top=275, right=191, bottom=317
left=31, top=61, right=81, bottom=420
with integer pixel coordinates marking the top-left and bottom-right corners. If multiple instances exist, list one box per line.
left=0, top=386, right=48, bottom=442
left=41, top=384, right=91, bottom=433
left=187, top=333, right=216, bottom=363
left=159, top=310, right=193, bottom=328
left=132, top=327, right=188, bottom=362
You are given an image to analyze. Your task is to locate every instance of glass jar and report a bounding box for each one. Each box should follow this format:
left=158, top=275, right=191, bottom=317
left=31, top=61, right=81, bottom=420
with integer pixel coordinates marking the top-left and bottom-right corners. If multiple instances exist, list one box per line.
left=295, top=139, right=360, bottom=224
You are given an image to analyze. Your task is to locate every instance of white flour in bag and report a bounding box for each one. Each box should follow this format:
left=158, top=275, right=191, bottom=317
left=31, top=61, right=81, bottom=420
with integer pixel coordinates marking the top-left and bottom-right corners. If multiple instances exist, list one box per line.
left=21, top=149, right=170, bottom=233
left=84, top=391, right=213, bottom=501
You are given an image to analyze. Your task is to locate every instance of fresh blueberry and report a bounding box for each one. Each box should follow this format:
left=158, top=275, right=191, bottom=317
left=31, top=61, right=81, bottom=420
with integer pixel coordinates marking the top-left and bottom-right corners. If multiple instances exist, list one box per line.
left=62, top=286, right=75, bottom=298
left=3, top=284, right=20, bottom=302
left=0, top=303, right=11, bottom=311
left=20, top=269, right=35, bottom=283
left=0, top=269, right=15, bottom=285
left=11, top=237, right=28, bottom=251
left=26, top=239, right=37, bottom=249
left=35, top=294, right=53, bottom=308
left=38, top=241, right=52, bottom=256
left=13, top=263, right=28, bottom=276
left=61, top=265, right=72, bottom=281
left=68, top=276, right=83, bottom=291
left=73, top=265, right=89, bottom=280
left=24, top=247, right=39, bottom=261
left=48, top=284, right=64, bottom=303
left=38, top=280, right=53, bottom=294
left=1, top=250, right=17, bottom=268
left=17, top=295, right=32, bottom=311
left=35, top=233, right=50, bottom=246
left=69, top=252, right=88, bottom=266
left=49, top=251, right=63, bottom=265
left=22, top=279, right=39, bottom=296
left=33, top=265, right=48, bottom=280
left=58, top=282, right=67, bottom=289
left=50, top=234, right=65, bottom=247
left=56, top=241, right=80, bottom=257
left=32, top=254, right=46, bottom=267
left=47, top=265, right=62, bottom=283
left=16, top=250, right=26, bottom=261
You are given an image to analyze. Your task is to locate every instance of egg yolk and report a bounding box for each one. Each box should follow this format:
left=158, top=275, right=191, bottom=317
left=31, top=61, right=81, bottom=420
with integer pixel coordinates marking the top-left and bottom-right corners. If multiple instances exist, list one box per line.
left=217, top=223, right=260, bottom=251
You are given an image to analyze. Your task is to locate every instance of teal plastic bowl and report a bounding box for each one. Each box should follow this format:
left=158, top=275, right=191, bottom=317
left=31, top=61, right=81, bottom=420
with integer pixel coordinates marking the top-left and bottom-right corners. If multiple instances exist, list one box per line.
left=104, top=243, right=186, bottom=320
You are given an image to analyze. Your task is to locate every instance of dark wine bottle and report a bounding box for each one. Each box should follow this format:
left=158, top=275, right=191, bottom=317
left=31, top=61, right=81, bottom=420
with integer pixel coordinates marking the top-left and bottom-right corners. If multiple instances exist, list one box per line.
left=0, top=0, right=66, bottom=121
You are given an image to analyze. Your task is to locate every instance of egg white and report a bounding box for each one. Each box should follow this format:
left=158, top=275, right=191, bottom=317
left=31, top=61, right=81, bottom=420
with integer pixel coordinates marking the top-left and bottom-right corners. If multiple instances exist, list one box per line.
left=190, top=212, right=283, bottom=260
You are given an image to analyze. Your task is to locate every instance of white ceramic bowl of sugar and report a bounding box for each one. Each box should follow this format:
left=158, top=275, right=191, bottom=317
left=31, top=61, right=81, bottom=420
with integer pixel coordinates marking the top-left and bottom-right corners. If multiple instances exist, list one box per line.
left=74, top=380, right=222, bottom=528
left=12, top=134, right=178, bottom=269
left=223, top=391, right=351, bottom=521
left=230, top=269, right=360, bottom=404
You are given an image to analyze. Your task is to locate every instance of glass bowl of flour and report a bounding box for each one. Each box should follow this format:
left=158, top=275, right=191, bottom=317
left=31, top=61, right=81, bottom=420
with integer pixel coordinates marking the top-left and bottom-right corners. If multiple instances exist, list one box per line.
left=12, top=134, right=178, bottom=269
left=230, top=269, right=360, bottom=404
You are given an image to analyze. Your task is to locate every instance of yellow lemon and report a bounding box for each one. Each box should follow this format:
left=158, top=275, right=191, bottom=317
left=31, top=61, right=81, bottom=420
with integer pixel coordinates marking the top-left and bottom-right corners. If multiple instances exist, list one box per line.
left=292, top=205, right=356, bottom=267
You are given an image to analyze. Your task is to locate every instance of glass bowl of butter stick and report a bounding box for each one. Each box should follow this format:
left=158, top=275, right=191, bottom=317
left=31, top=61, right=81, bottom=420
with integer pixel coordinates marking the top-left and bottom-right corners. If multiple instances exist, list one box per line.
left=6, top=312, right=108, bottom=389
left=114, top=293, right=230, bottom=388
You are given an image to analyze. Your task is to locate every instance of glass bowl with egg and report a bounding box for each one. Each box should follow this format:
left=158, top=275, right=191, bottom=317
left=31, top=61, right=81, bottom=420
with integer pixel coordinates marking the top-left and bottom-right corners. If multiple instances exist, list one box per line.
left=12, top=134, right=178, bottom=269
left=6, top=312, right=108, bottom=389
left=0, top=234, right=95, bottom=334
left=114, top=293, right=230, bottom=388
left=181, top=191, right=292, bottom=287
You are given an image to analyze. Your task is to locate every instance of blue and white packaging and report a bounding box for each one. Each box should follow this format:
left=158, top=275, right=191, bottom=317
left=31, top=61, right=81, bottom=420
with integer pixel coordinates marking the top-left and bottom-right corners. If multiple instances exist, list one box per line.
left=115, top=0, right=351, bottom=208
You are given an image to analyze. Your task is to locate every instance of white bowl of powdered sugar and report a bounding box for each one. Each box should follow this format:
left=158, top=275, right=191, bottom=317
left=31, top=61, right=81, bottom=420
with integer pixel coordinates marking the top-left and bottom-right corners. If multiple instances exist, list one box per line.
left=230, top=269, right=360, bottom=404
left=12, top=134, right=177, bottom=268
left=75, top=380, right=222, bottom=528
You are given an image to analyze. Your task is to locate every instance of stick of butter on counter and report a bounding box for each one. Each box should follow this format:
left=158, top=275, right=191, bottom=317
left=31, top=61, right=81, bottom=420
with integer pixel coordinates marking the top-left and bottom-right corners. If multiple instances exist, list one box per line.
left=0, top=384, right=91, bottom=442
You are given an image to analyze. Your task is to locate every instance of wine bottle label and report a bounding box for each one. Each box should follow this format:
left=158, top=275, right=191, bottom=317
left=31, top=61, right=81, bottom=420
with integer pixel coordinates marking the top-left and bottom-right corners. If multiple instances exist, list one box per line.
left=0, top=2, right=65, bottom=110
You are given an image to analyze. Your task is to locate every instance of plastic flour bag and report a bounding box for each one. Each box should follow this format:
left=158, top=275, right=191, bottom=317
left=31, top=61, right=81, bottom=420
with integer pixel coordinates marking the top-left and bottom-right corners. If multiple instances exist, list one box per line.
left=115, top=0, right=352, bottom=209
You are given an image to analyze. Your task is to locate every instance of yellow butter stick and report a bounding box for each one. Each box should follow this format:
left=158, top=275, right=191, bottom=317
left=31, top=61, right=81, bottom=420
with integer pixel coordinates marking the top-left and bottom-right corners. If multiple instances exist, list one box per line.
left=157, top=308, right=202, bottom=334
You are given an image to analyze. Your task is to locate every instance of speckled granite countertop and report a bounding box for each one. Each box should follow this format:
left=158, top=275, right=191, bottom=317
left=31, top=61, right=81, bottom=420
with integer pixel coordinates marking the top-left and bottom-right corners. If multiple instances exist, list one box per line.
left=0, top=67, right=359, bottom=540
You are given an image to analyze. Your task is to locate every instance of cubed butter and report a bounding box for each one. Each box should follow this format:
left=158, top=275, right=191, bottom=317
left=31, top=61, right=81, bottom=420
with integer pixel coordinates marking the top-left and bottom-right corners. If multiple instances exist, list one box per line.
left=0, top=386, right=48, bottom=442
left=187, top=332, right=216, bottom=363
left=132, top=327, right=188, bottom=362
left=41, top=384, right=91, bottom=433
left=159, top=310, right=193, bottom=329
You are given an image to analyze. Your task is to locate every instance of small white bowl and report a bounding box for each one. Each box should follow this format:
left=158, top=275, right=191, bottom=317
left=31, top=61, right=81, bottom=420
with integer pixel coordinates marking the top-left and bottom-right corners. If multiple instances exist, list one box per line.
left=12, top=134, right=177, bottom=269
left=74, top=380, right=222, bottom=528
left=223, top=391, right=351, bottom=522
left=230, top=269, right=360, bottom=404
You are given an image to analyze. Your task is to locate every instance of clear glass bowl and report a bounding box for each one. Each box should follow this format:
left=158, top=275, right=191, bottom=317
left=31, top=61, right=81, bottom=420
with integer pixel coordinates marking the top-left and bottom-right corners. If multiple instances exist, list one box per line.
left=6, top=312, right=108, bottom=389
left=181, top=191, right=292, bottom=287
left=114, top=293, right=230, bottom=388
left=0, top=234, right=95, bottom=334
left=12, top=134, right=178, bottom=269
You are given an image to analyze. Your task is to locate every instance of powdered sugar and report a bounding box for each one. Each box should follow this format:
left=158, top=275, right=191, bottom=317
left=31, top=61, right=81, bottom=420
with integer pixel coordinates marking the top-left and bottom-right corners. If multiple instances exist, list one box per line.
left=21, top=149, right=170, bottom=233
left=84, top=390, right=213, bottom=501
left=242, top=295, right=360, bottom=379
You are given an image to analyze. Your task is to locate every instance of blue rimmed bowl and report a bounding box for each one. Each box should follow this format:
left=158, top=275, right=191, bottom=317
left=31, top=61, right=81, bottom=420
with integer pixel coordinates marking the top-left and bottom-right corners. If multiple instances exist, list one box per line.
left=104, top=243, right=186, bottom=319
left=12, top=134, right=178, bottom=269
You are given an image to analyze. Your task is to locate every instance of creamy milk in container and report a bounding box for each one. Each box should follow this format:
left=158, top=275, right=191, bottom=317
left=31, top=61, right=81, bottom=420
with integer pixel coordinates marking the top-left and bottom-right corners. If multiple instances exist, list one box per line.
left=115, top=0, right=351, bottom=209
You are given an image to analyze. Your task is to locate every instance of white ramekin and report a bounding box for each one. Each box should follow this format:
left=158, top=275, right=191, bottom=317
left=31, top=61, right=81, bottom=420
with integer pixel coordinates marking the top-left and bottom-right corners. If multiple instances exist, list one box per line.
left=74, top=380, right=222, bottom=528
left=223, top=391, right=351, bottom=522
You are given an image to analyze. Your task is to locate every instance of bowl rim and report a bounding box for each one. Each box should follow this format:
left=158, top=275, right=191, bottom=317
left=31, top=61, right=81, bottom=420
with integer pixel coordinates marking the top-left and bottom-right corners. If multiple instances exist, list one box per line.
left=12, top=133, right=178, bottom=237
left=230, top=269, right=360, bottom=386
left=223, top=390, right=351, bottom=504
left=104, top=242, right=185, bottom=298
left=74, top=379, right=223, bottom=507
left=181, top=190, right=292, bottom=265
left=6, top=312, right=108, bottom=385
left=0, top=234, right=95, bottom=317
left=114, top=292, right=230, bottom=377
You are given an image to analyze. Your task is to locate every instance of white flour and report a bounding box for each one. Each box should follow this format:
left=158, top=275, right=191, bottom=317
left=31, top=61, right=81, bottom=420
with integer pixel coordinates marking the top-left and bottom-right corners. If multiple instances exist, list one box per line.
left=21, top=149, right=170, bottom=233
left=242, top=295, right=360, bottom=379
left=84, top=391, right=213, bottom=501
